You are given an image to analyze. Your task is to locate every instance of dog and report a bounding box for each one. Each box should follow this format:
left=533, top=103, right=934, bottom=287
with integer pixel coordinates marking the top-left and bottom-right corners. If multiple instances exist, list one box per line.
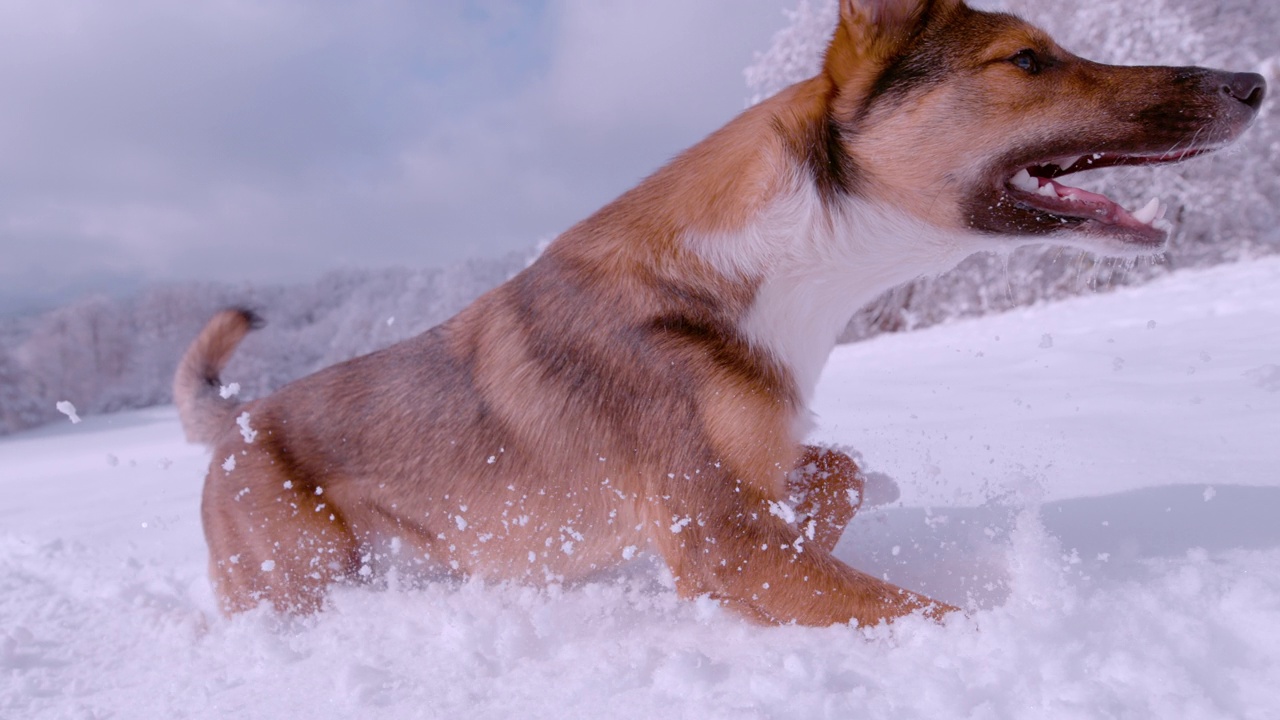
left=175, top=0, right=1264, bottom=626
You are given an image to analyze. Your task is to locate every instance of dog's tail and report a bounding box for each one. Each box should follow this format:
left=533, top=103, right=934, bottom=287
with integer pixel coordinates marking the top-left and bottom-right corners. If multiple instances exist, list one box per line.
left=173, top=308, right=262, bottom=445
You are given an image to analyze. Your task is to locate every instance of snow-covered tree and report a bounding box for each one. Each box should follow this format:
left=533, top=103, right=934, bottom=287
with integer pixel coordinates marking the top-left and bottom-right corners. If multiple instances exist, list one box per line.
left=0, top=351, right=44, bottom=431
left=0, top=252, right=531, bottom=435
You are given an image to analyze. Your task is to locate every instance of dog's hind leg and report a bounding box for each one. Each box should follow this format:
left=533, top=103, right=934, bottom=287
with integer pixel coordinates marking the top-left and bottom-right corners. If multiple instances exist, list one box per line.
left=201, top=453, right=361, bottom=615
left=788, top=446, right=865, bottom=553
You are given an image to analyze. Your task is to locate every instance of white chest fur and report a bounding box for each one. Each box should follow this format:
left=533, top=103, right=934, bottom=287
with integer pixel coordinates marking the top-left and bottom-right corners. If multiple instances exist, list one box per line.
left=689, top=182, right=974, bottom=436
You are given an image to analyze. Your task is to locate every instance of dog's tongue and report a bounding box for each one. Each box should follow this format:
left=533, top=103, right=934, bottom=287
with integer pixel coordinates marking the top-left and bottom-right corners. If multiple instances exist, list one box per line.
left=1011, top=169, right=1168, bottom=230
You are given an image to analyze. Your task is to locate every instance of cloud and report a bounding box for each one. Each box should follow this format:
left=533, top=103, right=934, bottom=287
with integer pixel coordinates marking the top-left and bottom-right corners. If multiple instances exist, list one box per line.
left=546, top=0, right=785, bottom=133
left=0, top=0, right=793, bottom=315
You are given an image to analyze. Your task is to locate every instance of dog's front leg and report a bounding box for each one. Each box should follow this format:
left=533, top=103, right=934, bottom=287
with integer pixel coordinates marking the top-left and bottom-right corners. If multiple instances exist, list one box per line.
left=789, top=446, right=865, bottom=553
left=651, top=480, right=953, bottom=627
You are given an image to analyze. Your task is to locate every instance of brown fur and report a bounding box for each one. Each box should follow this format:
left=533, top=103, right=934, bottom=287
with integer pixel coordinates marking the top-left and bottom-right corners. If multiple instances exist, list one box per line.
left=173, top=308, right=259, bottom=444
left=177, top=0, right=1263, bottom=625
left=184, top=258, right=921, bottom=623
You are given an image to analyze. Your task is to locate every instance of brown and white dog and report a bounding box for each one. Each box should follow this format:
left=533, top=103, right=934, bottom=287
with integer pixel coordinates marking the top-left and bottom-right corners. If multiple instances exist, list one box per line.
left=176, top=0, right=1264, bottom=626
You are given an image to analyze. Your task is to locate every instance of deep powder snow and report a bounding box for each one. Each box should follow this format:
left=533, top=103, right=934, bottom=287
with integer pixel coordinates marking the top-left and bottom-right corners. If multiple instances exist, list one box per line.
left=2, top=258, right=1279, bottom=719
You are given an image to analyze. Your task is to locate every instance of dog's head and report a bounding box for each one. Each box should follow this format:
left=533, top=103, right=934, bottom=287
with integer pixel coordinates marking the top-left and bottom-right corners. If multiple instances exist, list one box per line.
left=823, top=0, right=1266, bottom=256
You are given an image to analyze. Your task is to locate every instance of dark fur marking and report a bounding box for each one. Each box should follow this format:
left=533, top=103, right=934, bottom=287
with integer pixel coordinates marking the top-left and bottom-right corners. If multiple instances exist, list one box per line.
left=647, top=312, right=790, bottom=401
left=785, top=109, right=862, bottom=203
left=198, top=307, right=262, bottom=387
left=867, top=50, right=941, bottom=106
left=863, top=7, right=1023, bottom=112
left=652, top=276, right=736, bottom=314
left=862, top=0, right=953, bottom=105
left=504, top=257, right=698, bottom=445
left=232, top=307, right=266, bottom=331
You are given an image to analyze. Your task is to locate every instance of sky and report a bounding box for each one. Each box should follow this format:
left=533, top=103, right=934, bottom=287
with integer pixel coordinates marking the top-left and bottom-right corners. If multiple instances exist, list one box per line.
left=0, top=0, right=795, bottom=316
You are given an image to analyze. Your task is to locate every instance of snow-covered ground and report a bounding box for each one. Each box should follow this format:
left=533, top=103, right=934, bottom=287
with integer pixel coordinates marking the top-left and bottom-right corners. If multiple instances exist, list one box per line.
left=3, top=257, right=1279, bottom=719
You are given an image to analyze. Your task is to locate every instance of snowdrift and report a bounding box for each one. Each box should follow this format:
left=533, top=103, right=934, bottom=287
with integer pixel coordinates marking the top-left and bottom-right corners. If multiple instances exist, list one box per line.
left=3, top=257, right=1278, bottom=719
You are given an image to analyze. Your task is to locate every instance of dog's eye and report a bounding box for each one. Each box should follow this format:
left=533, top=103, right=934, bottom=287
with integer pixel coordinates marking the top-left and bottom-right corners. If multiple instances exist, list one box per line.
left=1009, top=49, right=1042, bottom=74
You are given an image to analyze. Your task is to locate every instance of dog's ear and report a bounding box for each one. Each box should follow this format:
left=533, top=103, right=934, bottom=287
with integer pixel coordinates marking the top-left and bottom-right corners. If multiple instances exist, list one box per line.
left=824, top=0, right=954, bottom=92
left=840, top=0, right=928, bottom=31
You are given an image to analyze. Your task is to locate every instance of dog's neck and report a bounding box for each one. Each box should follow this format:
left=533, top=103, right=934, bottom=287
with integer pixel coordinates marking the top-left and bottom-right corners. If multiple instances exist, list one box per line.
left=688, top=178, right=973, bottom=424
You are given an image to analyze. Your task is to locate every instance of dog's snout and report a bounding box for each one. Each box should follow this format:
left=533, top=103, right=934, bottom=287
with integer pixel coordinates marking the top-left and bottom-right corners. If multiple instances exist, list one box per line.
left=1222, top=72, right=1266, bottom=111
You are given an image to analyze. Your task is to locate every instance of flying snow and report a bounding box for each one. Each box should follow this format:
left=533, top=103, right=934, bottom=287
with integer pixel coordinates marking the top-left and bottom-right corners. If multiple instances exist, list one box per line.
left=55, top=401, right=80, bottom=424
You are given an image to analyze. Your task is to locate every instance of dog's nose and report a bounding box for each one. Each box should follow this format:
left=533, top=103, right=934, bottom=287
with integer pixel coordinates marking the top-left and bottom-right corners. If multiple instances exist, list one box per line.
left=1223, top=72, right=1266, bottom=111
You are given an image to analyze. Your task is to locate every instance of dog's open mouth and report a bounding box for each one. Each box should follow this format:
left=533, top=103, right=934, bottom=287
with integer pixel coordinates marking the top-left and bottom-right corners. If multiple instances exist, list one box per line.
left=1000, top=149, right=1209, bottom=247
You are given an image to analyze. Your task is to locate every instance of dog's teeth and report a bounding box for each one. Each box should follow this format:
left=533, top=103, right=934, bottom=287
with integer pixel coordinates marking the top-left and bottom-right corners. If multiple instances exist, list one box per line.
left=1152, top=201, right=1172, bottom=232
left=1055, top=156, right=1082, bottom=171
left=1036, top=182, right=1059, bottom=198
left=1010, top=168, right=1039, bottom=192
left=1132, top=197, right=1161, bottom=225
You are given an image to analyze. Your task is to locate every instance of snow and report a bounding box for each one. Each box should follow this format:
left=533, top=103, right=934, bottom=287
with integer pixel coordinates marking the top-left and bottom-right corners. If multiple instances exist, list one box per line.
left=235, top=412, right=257, bottom=444
left=3, top=258, right=1280, bottom=718
left=53, top=401, right=79, bottom=425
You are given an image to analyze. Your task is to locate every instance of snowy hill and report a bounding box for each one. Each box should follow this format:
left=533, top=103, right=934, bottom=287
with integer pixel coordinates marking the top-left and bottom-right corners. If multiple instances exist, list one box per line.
left=3, top=257, right=1279, bottom=719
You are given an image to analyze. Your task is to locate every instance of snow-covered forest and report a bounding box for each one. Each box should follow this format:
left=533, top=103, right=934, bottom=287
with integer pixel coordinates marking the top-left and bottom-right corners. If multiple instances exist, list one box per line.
left=1, top=0, right=1277, bottom=436
left=0, top=253, right=532, bottom=435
